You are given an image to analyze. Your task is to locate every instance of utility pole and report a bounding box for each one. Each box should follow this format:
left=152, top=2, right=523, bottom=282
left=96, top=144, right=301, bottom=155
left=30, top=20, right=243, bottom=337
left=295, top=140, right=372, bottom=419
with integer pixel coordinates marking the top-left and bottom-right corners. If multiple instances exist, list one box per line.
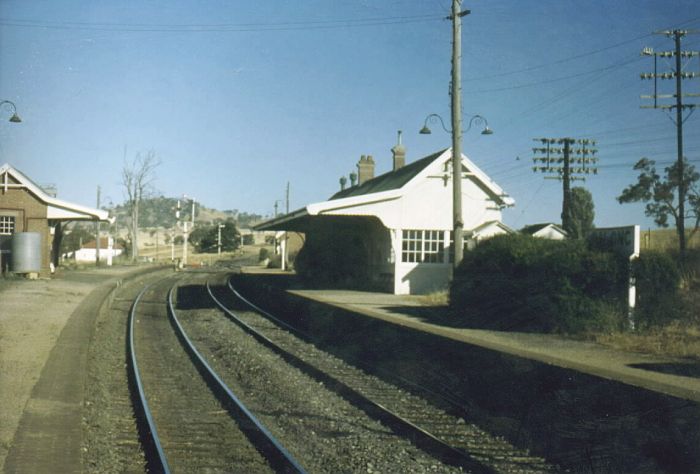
left=532, top=138, right=599, bottom=233
left=95, top=186, right=101, bottom=267
left=173, top=201, right=179, bottom=263
left=282, top=182, right=290, bottom=270
left=450, top=0, right=470, bottom=269
left=640, top=29, right=699, bottom=255
left=285, top=181, right=290, bottom=214
left=562, top=141, right=572, bottom=232
left=217, top=224, right=225, bottom=256
left=180, top=195, right=196, bottom=267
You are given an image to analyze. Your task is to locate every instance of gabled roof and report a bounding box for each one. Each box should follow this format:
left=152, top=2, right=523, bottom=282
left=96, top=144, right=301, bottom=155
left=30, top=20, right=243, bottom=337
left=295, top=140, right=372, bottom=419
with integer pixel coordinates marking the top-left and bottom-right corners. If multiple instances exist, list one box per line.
left=520, top=222, right=567, bottom=236
left=0, top=163, right=114, bottom=223
left=255, top=148, right=514, bottom=231
left=467, top=220, right=515, bottom=238
left=330, top=150, right=444, bottom=200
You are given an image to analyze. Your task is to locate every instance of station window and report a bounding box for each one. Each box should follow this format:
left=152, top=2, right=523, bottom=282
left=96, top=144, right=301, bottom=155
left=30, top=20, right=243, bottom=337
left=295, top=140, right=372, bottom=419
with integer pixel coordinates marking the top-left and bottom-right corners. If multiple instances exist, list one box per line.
left=401, top=230, right=422, bottom=263
left=0, top=216, right=15, bottom=235
left=401, top=230, right=445, bottom=263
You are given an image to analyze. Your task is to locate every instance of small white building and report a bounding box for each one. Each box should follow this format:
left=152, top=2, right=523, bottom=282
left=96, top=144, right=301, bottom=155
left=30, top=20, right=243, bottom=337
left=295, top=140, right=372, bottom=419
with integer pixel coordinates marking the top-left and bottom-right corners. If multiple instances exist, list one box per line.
left=521, top=223, right=568, bottom=240
left=256, top=146, right=514, bottom=295
left=71, top=237, right=124, bottom=262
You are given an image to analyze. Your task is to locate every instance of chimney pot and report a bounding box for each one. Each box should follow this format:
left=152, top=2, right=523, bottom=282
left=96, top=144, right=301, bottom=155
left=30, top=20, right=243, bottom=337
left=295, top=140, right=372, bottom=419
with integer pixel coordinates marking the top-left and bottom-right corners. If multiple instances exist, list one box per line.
left=392, top=130, right=406, bottom=171
left=357, top=154, right=375, bottom=185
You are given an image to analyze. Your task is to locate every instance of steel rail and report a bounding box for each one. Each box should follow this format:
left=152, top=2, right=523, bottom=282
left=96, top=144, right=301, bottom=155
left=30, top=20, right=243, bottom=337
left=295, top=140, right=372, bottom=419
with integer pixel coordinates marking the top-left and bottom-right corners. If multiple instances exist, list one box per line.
left=207, top=280, right=493, bottom=473
left=166, top=285, right=307, bottom=474
left=127, top=284, right=171, bottom=474
left=225, top=278, right=477, bottom=416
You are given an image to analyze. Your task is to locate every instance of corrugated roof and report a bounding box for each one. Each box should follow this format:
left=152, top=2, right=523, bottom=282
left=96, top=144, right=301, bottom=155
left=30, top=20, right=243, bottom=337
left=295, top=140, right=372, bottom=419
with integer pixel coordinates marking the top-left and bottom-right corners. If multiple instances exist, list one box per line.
left=330, top=149, right=446, bottom=200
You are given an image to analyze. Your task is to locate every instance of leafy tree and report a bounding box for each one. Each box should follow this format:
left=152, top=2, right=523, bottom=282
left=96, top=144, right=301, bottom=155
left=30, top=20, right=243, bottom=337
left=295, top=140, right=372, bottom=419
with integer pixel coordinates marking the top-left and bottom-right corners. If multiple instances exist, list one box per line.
left=195, top=219, right=240, bottom=253
left=188, top=224, right=210, bottom=250
left=617, top=157, right=700, bottom=253
left=566, top=187, right=595, bottom=239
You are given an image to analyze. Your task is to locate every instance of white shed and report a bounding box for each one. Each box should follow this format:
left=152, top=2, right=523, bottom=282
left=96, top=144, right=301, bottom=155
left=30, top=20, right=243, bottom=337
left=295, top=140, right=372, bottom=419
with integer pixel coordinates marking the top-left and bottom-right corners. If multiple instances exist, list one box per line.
left=72, top=237, right=124, bottom=262
left=521, top=223, right=568, bottom=240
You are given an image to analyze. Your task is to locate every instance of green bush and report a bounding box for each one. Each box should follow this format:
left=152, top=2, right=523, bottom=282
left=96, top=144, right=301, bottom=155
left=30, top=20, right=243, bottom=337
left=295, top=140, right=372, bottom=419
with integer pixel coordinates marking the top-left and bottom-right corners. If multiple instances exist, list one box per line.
left=258, top=247, right=270, bottom=262
left=632, top=251, right=681, bottom=328
left=450, top=234, right=627, bottom=333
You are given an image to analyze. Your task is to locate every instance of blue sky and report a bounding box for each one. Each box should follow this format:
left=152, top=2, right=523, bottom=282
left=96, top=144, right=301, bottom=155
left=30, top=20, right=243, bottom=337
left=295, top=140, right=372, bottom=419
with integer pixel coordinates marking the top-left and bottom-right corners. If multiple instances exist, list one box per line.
left=1, top=0, right=699, bottom=230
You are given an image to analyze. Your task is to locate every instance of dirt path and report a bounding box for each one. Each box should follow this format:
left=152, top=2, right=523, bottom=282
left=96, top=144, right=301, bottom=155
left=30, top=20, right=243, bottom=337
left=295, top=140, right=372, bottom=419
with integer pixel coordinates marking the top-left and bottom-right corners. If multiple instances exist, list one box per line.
left=0, top=266, right=150, bottom=471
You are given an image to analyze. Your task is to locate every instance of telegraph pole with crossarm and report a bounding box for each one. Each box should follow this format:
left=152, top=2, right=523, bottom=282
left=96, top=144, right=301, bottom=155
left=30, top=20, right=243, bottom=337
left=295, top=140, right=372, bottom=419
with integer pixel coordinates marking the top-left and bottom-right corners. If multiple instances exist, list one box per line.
left=640, top=29, right=699, bottom=254
left=532, top=138, right=599, bottom=234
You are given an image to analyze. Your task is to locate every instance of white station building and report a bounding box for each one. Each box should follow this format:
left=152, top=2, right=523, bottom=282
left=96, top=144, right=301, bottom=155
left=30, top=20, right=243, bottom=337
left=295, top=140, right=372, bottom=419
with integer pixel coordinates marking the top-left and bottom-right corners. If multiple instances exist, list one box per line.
left=256, top=145, right=515, bottom=295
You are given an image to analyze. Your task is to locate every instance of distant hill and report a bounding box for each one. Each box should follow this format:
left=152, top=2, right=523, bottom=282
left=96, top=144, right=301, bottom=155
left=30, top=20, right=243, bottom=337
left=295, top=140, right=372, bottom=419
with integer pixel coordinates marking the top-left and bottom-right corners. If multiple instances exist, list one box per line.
left=109, top=196, right=264, bottom=230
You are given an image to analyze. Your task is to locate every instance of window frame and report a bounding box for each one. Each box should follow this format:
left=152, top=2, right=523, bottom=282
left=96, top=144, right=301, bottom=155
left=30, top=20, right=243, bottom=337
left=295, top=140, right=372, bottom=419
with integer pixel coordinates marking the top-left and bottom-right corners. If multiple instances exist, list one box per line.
left=401, top=229, right=446, bottom=264
left=0, top=215, right=15, bottom=235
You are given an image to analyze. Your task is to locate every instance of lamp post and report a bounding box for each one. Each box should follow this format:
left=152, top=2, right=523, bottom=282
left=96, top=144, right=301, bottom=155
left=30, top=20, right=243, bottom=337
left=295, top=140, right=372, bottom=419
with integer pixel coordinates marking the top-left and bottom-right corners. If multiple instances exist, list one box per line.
left=419, top=1, right=495, bottom=269
left=420, top=112, right=493, bottom=268
left=0, top=100, right=20, bottom=275
left=0, top=100, right=22, bottom=123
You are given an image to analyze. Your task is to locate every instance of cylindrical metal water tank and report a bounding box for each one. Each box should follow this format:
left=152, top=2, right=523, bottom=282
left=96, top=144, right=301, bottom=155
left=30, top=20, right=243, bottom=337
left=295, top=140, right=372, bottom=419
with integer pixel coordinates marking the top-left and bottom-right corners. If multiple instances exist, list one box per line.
left=11, top=232, right=42, bottom=273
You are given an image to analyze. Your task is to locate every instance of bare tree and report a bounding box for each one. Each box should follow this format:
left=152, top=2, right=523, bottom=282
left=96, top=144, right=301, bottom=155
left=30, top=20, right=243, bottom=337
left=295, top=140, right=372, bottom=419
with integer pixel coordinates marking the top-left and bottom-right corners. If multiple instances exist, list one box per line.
left=122, top=149, right=160, bottom=262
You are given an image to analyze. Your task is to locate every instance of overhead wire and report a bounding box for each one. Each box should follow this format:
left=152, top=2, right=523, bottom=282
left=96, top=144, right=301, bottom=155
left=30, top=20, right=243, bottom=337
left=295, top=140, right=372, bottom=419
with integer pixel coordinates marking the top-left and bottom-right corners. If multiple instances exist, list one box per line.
left=462, top=15, right=700, bottom=82
left=0, top=14, right=444, bottom=33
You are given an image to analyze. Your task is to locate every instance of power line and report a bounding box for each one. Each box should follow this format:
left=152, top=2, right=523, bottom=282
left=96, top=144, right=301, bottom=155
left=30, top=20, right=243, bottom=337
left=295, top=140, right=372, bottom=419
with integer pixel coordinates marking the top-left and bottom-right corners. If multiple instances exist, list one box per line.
left=464, top=34, right=652, bottom=82
left=467, top=56, right=643, bottom=93
left=0, top=14, right=443, bottom=33
left=462, top=16, right=700, bottom=82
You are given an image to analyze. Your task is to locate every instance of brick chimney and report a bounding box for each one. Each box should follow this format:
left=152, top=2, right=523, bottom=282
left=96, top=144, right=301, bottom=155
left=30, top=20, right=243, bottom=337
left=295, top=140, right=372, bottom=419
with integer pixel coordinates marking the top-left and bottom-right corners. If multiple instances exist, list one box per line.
left=391, top=130, right=406, bottom=171
left=357, top=154, right=375, bottom=185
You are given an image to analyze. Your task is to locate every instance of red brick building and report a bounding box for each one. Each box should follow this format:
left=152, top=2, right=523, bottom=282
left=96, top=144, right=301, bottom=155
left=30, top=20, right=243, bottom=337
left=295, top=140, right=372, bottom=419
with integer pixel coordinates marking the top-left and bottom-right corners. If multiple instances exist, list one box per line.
left=0, top=163, right=112, bottom=276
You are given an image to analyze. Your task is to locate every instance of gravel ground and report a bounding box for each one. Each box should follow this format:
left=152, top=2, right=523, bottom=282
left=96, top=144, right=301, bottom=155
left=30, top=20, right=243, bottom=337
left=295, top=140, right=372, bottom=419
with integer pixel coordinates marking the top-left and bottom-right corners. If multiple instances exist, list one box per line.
left=0, top=266, right=140, bottom=471
left=82, top=269, right=176, bottom=473
left=177, top=275, right=466, bottom=473
left=184, top=312, right=464, bottom=473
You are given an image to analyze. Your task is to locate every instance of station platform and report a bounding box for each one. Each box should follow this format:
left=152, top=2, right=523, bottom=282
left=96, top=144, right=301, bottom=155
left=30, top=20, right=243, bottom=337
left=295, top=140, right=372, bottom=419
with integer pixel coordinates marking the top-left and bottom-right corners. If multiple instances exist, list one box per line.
left=242, top=267, right=700, bottom=404
left=291, top=288, right=700, bottom=403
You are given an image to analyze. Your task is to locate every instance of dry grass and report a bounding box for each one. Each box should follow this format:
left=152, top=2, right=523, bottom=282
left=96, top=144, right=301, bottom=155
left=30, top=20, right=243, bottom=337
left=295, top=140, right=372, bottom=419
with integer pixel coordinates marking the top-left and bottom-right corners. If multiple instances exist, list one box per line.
left=417, top=290, right=449, bottom=306
left=594, top=322, right=700, bottom=360
left=641, top=228, right=700, bottom=252
left=592, top=273, right=700, bottom=360
left=594, top=233, right=700, bottom=359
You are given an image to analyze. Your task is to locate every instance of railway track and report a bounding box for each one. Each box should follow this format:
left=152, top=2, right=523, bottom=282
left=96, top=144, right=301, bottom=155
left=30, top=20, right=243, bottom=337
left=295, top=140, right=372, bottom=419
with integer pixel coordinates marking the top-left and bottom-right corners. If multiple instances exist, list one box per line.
left=127, top=274, right=304, bottom=473
left=202, top=275, right=555, bottom=473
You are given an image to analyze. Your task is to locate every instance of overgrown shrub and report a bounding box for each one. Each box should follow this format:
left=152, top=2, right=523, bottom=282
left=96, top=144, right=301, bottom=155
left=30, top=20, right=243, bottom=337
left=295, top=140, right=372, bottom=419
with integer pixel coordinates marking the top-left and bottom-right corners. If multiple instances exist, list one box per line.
left=450, top=234, right=627, bottom=333
left=258, top=247, right=270, bottom=262
left=632, top=251, right=682, bottom=328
